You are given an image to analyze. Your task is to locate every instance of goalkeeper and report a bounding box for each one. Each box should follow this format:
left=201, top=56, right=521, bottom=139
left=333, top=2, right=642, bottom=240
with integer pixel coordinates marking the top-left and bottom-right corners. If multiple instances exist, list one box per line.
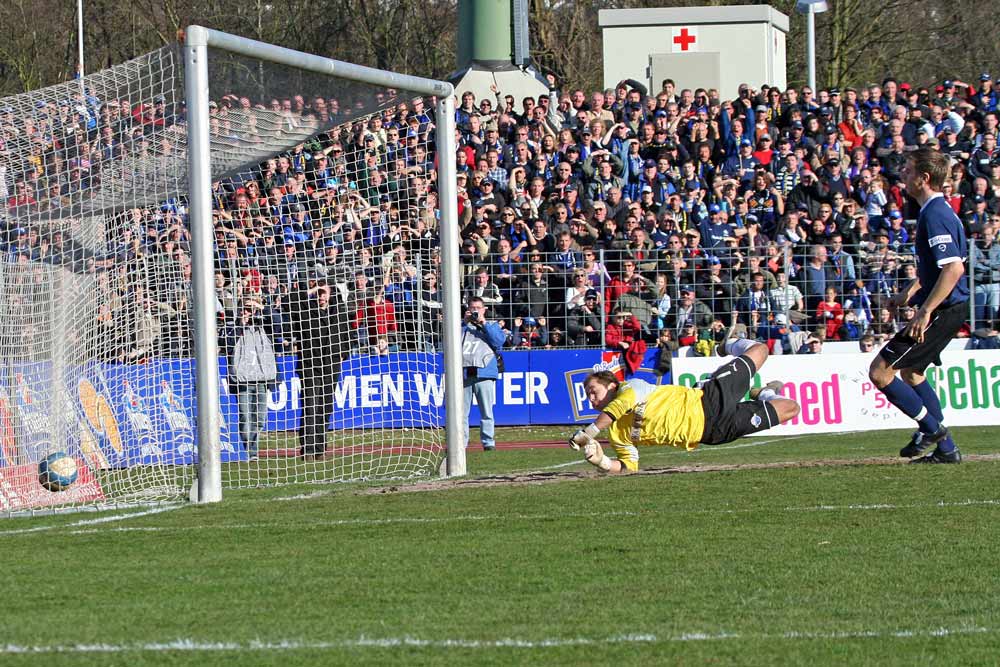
left=570, top=338, right=800, bottom=473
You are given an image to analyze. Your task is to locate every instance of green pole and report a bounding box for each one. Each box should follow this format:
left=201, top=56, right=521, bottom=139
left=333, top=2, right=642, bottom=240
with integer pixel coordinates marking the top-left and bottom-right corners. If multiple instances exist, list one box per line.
left=457, top=0, right=512, bottom=69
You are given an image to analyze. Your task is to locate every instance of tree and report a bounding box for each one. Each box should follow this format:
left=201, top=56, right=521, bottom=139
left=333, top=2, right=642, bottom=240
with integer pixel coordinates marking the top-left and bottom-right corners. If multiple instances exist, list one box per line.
left=0, top=0, right=78, bottom=93
left=0, top=0, right=995, bottom=102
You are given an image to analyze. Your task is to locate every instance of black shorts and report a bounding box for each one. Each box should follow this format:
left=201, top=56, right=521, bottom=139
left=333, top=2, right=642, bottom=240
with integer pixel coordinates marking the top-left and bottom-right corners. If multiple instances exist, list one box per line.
left=699, top=354, right=780, bottom=445
left=879, top=300, right=968, bottom=373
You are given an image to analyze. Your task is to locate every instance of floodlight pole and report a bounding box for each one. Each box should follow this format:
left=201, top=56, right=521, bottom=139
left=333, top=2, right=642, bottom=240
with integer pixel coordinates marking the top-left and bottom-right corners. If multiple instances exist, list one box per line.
left=806, top=10, right=817, bottom=93
left=797, top=0, right=828, bottom=94
left=77, top=0, right=86, bottom=98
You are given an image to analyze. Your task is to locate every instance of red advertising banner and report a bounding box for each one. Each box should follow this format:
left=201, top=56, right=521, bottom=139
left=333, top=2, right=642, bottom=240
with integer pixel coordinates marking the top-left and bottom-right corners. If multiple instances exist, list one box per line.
left=0, top=458, right=105, bottom=512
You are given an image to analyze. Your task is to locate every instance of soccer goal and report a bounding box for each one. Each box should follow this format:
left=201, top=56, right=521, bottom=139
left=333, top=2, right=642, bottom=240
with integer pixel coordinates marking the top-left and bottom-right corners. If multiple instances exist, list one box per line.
left=0, top=26, right=463, bottom=515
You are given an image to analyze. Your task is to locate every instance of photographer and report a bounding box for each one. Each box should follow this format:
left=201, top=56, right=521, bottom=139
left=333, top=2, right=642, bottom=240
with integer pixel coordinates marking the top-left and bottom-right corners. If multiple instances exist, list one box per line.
left=462, top=296, right=507, bottom=452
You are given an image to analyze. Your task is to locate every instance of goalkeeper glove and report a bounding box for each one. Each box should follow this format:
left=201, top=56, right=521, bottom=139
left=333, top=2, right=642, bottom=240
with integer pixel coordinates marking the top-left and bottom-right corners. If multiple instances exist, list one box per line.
left=583, top=442, right=613, bottom=472
left=568, top=423, right=601, bottom=450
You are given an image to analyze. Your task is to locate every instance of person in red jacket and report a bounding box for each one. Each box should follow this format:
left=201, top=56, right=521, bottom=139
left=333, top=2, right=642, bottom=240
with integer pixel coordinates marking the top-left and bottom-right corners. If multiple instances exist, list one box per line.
left=838, top=104, right=865, bottom=150
left=605, top=308, right=642, bottom=350
left=816, top=287, right=844, bottom=340
left=603, top=272, right=630, bottom=315
left=362, top=289, right=397, bottom=350
left=6, top=179, right=36, bottom=213
left=604, top=259, right=647, bottom=314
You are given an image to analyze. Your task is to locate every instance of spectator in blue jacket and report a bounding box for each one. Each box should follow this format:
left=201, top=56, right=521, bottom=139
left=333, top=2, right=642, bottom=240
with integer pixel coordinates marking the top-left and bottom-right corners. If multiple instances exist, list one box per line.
left=462, top=296, right=507, bottom=451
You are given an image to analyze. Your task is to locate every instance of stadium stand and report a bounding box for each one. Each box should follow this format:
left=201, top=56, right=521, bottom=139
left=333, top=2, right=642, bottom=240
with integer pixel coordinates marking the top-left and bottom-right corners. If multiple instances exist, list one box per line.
left=3, top=73, right=1000, bottom=364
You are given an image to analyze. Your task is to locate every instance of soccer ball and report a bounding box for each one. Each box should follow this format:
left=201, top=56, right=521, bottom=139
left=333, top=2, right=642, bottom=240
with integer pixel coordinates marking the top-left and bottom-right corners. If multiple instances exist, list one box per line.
left=39, top=452, right=78, bottom=492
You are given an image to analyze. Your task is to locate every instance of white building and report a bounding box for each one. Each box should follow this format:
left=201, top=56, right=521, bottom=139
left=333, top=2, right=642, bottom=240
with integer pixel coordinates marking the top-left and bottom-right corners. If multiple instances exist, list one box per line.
left=599, top=5, right=789, bottom=99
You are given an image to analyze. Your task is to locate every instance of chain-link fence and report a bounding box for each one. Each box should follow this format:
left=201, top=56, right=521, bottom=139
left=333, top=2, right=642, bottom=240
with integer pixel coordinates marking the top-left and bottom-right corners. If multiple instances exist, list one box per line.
left=423, top=233, right=988, bottom=354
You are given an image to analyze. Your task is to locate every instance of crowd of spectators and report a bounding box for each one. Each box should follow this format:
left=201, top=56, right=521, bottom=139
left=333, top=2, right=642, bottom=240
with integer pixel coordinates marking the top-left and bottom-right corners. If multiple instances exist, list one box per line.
left=3, top=68, right=1000, bottom=364
left=456, top=74, right=1000, bottom=357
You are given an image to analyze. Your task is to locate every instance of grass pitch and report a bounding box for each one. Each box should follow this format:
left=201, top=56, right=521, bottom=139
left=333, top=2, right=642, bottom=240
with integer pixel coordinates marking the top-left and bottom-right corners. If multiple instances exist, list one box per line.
left=2, top=426, right=999, bottom=666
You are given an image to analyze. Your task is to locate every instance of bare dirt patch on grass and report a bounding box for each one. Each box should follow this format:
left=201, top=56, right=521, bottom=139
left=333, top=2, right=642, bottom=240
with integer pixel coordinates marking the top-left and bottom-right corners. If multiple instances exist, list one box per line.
left=364, top=454, right=1000, bottom=495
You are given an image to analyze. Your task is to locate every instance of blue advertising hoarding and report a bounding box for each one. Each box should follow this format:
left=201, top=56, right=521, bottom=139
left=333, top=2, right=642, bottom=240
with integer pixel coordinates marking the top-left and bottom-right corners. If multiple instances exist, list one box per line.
left=0, top=348, right=667, bottom=468
left=235, top=347, right=665, bottom=429
left=1, top=360, right=243, bottom=470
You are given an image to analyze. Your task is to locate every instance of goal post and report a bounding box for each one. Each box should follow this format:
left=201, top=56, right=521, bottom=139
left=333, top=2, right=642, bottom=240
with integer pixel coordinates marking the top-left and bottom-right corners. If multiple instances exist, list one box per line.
left=183, top=25, right=466, bottom=503
left=184, top=28, right=223, bottom=504
left=434, top=94, right=466, bottom=480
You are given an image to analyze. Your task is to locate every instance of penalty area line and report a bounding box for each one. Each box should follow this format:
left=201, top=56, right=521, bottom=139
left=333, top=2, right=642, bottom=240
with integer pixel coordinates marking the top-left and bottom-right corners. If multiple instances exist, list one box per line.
left=0, top=626, right=993, bottom=653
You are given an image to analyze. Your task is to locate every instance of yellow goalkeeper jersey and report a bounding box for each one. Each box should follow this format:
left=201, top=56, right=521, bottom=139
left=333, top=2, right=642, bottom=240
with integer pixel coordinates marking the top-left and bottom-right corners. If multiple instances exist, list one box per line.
left=602, top=379, right=706, bottom=471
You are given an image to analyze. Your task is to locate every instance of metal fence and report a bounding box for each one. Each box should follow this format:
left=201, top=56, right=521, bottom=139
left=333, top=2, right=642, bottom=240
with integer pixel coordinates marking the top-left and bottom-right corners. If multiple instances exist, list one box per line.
left=443, top=235, right=995, bottom=352
left=22, top=235, right=986, bottom=361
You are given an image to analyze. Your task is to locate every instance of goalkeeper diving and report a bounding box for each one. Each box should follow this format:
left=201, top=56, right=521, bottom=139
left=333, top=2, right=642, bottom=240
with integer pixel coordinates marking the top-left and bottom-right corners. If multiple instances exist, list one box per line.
left=570, top=338, right=801, bottom=473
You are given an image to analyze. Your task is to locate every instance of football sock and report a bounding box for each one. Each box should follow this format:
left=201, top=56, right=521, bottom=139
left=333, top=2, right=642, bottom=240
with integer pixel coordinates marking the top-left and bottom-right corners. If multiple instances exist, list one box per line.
left=936, top=435, right=957, bottom=454
left=912, top=380, right=945, bottom=423
left=881, top=378, right=941, bottom=434
left=915, top=409, right=941, bottom=435
left=724, top=338, right=757, bottom=357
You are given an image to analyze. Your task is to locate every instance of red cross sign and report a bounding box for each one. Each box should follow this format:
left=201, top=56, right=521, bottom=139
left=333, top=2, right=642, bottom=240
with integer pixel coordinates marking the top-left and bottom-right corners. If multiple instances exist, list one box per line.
left=672, top=27, right=698, bottom=52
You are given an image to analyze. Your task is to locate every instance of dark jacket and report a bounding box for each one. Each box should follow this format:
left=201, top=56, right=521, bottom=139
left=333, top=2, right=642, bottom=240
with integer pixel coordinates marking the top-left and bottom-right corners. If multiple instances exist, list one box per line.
left=566, top=304, right=603, bottom=344
left=289, top=287, right=350, bottom=375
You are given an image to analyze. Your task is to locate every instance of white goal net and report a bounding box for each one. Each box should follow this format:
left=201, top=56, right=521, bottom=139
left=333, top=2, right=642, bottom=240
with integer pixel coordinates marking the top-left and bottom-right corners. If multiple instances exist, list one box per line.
left=0, top=30, right=459, bottom=515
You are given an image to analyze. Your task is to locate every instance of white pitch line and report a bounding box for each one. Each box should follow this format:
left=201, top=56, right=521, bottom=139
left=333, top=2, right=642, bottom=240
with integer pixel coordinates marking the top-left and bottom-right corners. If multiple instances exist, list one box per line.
left=784, top=498, right=1000, bottom=513
left=7, top=497, right=998, bottom=538
left=58, top=510, right=643, bottom=535
left=0, top=626, right=992, bottom=654
left=0, top=504, right=184, bottom=537
left=531, top=459, right=587, bottom=471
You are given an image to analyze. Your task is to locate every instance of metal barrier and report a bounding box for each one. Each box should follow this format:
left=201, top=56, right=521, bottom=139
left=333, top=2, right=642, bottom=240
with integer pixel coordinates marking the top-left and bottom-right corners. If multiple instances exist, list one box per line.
left=445, top=237, right=948, bottom=350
